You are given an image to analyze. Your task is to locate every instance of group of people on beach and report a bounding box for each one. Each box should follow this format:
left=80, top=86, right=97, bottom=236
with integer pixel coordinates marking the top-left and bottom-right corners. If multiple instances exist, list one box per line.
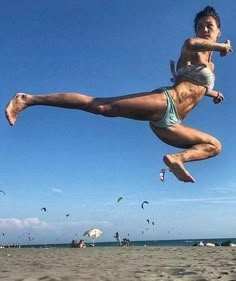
left=5, top=6, right=233, bottom=183
left=71, top=239, right=87, bottom=248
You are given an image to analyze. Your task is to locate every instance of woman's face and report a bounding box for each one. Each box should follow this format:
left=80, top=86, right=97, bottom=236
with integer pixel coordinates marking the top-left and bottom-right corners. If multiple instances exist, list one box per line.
left=196, top=16, right=221, bottom=41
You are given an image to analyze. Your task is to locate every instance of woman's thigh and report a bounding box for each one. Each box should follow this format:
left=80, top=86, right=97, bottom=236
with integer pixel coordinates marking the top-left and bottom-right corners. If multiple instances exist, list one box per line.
left=91, top=91, right=167, bottom=120
left=150, top=123, right=220, bottom=149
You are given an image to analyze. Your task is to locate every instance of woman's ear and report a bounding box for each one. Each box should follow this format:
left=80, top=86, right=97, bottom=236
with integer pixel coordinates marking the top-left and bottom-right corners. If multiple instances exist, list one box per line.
left=217, top=30, right=221, bottom=39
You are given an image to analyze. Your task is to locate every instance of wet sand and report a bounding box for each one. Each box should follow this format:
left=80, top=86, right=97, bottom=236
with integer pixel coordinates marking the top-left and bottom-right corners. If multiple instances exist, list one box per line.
left=1, top=246, right=236, bottom=281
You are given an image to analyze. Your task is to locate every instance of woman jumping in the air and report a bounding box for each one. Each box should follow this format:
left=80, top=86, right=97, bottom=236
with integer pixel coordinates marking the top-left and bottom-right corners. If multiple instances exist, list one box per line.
left=5, top=6, right=233, bottom=183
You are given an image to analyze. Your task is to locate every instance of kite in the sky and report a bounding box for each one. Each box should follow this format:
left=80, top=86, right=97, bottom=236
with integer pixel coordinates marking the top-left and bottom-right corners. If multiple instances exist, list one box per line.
left=41, top=207, right=47, bottom=212
left=141, top=201, right=149, bottom=209
left=0, top=190, right=5, bottom=195
left=160, top=168, right=170, bottom=181
left=66, top=214, right=70, bottom=218
left=117, top=196, right=124, bottom=203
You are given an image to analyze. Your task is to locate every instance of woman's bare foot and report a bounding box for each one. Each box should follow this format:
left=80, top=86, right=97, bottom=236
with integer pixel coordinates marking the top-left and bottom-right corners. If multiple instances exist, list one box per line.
left=163, top=155, right=195, bottom=183
left=5, top=93, right=29, bottom=126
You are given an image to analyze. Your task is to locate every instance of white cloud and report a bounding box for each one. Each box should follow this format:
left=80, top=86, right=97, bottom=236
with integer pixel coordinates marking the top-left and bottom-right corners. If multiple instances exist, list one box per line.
left=52, top=188, right=63, bottom=193
left=0, top=218, right=49, bottom=229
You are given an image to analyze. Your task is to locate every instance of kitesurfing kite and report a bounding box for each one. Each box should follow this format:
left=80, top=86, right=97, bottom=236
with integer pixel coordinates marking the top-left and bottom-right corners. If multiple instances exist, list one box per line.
left=141, top=201, right=149, bottom=209
left=66, top=214, right=70, bottom=218
left=146, top=219, right=150, bottom=224
left=117, top=196, right=124, bottom=203
left=159, top=168, right=170, bottom=181
left=0, top=190, right=5, bottom=195
left=41, top=207, right=46, bottom=212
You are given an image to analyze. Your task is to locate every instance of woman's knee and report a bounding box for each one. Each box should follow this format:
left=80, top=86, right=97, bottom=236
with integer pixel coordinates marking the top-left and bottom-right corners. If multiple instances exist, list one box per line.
left=88, top=98, right=113, bottom=116
left=96, top=104, right=114, bottom=117
left=210, top=137, right=222, bottom=156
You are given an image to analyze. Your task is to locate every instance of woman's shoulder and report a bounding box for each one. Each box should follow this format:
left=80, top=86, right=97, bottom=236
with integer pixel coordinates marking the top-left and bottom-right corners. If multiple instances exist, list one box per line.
left=178, top=37, right=213, bottom=69
left=179, top=37, right=196, bottom=57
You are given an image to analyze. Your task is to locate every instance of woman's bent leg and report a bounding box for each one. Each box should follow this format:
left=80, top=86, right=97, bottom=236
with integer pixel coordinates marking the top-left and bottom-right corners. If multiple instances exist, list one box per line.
left=150, top=123, right=222, bottom=183
left=5, top=91, right=167, bottom=126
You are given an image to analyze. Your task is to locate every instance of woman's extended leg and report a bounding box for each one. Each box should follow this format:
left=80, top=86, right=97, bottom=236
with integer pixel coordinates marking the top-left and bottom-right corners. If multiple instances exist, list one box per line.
left=150, top=123, right=222, bottom=183
left=5, top=91, right=167, bottom=126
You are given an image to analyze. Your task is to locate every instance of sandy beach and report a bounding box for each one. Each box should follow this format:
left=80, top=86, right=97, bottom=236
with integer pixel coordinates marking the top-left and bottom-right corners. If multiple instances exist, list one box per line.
left=1, top=246, right=236, bottom=281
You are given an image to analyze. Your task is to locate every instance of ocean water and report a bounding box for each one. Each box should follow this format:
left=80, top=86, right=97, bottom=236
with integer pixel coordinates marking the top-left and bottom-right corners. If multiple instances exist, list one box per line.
left=20, top=238, right=236, bottom=248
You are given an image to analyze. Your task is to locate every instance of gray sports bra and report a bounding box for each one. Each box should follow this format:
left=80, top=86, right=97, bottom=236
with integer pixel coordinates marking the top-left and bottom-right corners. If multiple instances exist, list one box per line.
left=170, top=61, right=215, bottom=90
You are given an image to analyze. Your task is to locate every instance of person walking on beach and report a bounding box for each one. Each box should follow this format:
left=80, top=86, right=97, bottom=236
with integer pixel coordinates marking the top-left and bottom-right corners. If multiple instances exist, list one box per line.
left=5, top=6, right=233, bottom=183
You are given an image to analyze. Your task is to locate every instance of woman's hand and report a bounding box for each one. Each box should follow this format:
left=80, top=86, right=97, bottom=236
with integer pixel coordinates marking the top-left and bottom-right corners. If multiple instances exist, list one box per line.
left=213, top=92, right=224, bottom=104
left=220, top=40, right=233, bottom=57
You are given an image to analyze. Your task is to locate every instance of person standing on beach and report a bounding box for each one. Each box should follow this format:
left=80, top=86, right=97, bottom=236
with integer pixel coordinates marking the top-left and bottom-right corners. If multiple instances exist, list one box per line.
left=5, top=6, right=232, bottom=183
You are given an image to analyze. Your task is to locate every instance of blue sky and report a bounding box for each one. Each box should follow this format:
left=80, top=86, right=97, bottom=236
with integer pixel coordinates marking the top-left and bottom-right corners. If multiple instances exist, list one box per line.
left=1, top=0, right=236, bottom=245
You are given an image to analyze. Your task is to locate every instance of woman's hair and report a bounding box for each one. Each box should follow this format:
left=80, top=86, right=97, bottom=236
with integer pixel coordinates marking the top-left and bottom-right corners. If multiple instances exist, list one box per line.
left=194, top=6, right=221, bottom=32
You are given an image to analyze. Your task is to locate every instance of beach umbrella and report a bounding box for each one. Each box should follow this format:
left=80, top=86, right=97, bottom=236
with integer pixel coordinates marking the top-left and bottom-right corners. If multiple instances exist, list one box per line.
left=83, top=228, right=102, bottom=247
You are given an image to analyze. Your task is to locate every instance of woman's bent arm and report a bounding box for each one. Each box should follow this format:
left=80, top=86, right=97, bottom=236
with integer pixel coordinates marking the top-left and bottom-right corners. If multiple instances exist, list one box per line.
left=183, top=37, right=233, bottom=53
